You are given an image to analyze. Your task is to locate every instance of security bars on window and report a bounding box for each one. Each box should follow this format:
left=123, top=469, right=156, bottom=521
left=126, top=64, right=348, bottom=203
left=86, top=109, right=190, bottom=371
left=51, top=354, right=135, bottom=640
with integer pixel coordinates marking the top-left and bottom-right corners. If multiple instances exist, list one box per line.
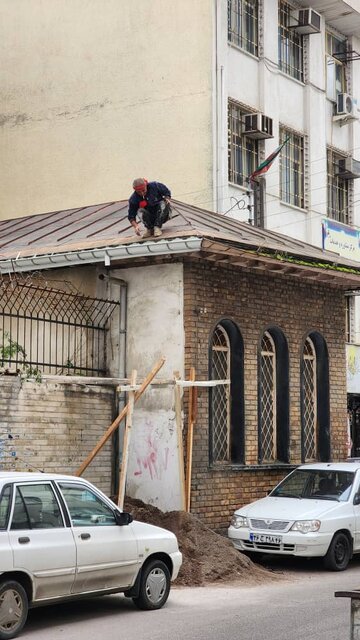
left=260, top=332, right=276, bottom=462
left=228, top=100, right=258, bottom=186
left=0, top=280, right=120, bottom=376
left=211, top=325, right=231, bottom=463
left=280, top=128, right=305, bottom=208
left=303, top=337, right=317, bottom=461
left=327, top=148, right=349, bottom=224
left=278, top=1, right=303, bottom=82
left=227, top=0, right=259, bottom=56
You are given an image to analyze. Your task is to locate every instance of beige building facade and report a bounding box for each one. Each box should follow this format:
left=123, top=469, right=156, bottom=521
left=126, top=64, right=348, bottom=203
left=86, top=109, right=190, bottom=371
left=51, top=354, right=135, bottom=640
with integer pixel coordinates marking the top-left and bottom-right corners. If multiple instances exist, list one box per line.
left=0, top=0, right=214, bottom=219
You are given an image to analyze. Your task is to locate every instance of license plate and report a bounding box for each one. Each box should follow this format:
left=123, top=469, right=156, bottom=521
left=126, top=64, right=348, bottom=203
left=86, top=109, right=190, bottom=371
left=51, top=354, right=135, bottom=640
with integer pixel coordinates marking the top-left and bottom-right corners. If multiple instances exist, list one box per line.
left=250, top=533, right=282, bottom=544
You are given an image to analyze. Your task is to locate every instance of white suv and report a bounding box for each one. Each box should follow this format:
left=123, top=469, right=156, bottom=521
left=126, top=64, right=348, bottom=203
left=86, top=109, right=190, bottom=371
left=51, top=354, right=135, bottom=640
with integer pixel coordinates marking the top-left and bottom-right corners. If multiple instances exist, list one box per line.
left=228, top=462, right=360, bottom=571
left=0, top=472, right=182, bottom=639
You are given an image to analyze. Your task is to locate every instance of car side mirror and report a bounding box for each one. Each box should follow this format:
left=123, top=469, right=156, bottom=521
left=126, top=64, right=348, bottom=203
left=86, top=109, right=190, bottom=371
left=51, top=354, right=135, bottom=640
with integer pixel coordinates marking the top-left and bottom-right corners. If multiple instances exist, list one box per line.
left=115, top=511, right=133, bottom=526
left=353, top=492, right=360, bottom=506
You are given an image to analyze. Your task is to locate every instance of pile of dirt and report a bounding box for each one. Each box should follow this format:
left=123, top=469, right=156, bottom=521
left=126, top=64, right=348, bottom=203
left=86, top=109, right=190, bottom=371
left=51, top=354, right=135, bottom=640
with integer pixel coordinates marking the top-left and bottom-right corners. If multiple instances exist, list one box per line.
left=124, top=497, right=278, bottom=586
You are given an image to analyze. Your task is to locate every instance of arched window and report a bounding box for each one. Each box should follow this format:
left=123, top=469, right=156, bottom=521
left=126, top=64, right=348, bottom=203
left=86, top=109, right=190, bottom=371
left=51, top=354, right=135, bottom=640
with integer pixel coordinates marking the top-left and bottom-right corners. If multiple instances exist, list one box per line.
left=258, top=327, right=289, bottom=464
left=209, top=320, right=244, bottom=464
left=302, top=337, right=317, bottom=460
left=301, top=332, right=330, bottom=462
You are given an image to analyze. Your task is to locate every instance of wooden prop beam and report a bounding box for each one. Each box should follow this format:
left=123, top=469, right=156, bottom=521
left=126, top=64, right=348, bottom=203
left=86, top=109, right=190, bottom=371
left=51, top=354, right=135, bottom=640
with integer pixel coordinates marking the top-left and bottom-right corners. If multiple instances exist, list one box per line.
left=75, top=357, right=165, bottom=476
left=117, top=369, right=137, bottom=509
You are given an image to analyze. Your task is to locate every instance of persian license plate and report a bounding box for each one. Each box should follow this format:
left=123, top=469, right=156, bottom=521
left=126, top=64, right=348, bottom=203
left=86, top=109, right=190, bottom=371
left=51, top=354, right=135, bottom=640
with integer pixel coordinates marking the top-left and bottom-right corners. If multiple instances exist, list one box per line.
left=250, top=532, right=282, bottom=544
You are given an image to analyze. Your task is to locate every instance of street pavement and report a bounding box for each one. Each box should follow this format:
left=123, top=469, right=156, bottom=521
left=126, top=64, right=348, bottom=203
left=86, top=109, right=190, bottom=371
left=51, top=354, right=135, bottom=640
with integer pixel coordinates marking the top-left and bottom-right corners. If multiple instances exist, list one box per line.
left=20, top=556, right=360, bottom=640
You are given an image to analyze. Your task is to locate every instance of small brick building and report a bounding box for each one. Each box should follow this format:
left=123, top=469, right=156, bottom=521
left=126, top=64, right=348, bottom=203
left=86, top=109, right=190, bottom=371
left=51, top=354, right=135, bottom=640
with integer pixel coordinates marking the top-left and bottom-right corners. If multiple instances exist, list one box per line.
left=1, top=200, right=360, bottom=530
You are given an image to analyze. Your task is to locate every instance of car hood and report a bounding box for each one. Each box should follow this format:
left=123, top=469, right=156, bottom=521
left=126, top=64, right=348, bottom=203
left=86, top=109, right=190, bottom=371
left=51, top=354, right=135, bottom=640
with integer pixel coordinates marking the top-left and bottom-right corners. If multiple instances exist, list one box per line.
left=131, top=519, right=178, bottom=545
left=234, top=496, right=345, bottom=520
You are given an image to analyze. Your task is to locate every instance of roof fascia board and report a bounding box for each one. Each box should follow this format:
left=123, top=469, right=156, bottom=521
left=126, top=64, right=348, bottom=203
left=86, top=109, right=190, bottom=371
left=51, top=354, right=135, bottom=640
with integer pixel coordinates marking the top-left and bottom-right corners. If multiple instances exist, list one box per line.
left=0, top=237, right=203, bottom=274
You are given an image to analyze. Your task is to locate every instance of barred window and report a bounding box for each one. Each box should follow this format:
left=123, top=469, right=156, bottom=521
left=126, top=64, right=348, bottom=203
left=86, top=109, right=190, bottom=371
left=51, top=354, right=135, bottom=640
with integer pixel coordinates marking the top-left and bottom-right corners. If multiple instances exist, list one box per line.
left=258, top=327, right=289, bottom=464
left=228, top=0, right=258, bottom=56
left=260, top=332, right=276, bottom=462
left=346, top=296, right=354, bottom=343
left=278, top=1, right=303, bottom=82
left=228, top=100, right=258, bottom=186
left=280, top=128, right=305, bottom=208
left=327, top=148, right=349, bottom=224
left=301, top=333, right=330, bottom=463
left=326, top=32, right=347, bottom=102
left=209, top=320, right=244, bottom=464
left=302, top=338, right=317, bottom=461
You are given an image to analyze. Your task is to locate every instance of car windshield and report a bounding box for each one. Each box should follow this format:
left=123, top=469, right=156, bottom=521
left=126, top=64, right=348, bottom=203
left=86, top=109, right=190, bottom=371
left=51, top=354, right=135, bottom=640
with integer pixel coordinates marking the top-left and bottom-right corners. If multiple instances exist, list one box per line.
left=270, top=469, right=355, bottom=501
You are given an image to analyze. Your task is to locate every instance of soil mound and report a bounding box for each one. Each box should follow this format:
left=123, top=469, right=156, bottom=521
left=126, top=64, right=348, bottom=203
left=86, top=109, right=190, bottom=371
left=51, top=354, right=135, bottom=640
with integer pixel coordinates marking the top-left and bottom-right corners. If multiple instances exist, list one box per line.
left=124, top=497, right=278, bottom=586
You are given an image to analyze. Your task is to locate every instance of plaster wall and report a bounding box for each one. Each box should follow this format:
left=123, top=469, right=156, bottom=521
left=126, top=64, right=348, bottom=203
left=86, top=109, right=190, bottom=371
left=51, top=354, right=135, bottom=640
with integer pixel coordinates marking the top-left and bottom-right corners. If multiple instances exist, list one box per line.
left=0, top=0, right=213, bottom=218
left=117, top=262, right=184, bottom=510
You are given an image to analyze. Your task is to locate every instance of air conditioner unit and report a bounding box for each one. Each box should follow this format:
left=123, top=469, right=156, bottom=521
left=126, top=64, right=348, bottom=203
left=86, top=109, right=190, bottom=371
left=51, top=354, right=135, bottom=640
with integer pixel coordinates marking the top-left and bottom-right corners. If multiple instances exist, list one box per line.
left=295, top=8, right=321, bottom=34
left=337, top=157, right=360, bottom=180
left=243, top=113, right=273, bottom=140
left=336, top=93, right=358, bottom=118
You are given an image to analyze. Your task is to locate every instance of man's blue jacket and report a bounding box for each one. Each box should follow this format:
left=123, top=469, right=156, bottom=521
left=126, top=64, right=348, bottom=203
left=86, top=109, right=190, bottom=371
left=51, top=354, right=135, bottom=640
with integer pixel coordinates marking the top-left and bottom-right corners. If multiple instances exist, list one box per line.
left=128, top=181, right=171, bottom=221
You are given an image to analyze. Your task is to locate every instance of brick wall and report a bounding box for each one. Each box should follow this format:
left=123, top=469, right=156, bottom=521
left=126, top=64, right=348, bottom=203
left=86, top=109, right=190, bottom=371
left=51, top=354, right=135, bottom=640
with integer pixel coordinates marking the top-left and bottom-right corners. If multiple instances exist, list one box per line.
left=0, top=377, right=115, bottom=495
left=183, top=260, right=348, bottom=530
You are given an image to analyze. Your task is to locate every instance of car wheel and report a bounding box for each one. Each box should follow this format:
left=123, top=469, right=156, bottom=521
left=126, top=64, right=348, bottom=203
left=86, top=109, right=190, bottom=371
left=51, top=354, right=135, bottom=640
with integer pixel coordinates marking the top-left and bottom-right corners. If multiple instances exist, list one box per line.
left=0, top=580, right=28, bottom=640
left=323, top=532, right=351, bottom=571
left=132, top=559, right=170, bottom=611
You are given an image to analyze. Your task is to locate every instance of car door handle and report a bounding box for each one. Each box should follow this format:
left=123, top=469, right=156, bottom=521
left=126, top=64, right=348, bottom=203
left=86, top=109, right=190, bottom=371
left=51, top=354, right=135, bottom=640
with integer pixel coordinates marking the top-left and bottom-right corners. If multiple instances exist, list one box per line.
left=18, top=536, right=30, bottom=544
left=80, top=533, right=91, bottom=540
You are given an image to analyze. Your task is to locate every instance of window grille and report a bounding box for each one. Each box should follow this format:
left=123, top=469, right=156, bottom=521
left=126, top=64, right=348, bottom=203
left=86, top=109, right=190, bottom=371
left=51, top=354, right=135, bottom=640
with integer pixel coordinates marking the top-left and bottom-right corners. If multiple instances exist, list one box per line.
left=280, top=128, right=305, bottom=208
left=260, top=331, right=276, bottom=462
left=0, top=280, right=120, bottom=376
left=346, top=296, right=354, bottom=343
left=210, top=325, right=231, bottom=462
left=228, top=100, right=258, bottom=186
left=302, top=337, right=317, bottom=461
left=327, top=148, right=349, bottom=223
left=278, top=1, right=304, bottom=82
left=228, top=0, right=259, bottom=56
left=326, top=32, right=347, bottom=101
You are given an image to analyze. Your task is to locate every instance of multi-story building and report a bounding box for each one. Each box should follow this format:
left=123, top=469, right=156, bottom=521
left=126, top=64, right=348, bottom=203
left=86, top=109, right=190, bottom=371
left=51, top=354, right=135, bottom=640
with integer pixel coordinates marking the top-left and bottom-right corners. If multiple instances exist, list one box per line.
left=2, top=1, right=360, bottom=456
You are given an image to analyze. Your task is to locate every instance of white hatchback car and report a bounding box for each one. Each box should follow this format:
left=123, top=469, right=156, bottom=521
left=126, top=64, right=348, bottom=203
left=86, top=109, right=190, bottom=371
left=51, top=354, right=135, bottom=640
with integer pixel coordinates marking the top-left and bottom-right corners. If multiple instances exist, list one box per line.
left=228, top=462, right=360, bottom=572
left=0, top=472, right=182, bottom=639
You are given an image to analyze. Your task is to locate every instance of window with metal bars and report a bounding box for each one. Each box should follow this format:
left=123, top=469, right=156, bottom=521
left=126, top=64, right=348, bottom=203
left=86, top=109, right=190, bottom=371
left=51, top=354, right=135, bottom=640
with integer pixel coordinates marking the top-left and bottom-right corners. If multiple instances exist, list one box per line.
left=326, top=32, right=347, bottom=102
left=228, top=100, right=258, bottom=186
left=280, top=128, right=305, bottom=208
left=278, top=1, right=304, bottom=82
left=227, top=0, right=259, bottom=56
left=327, top=148, right=349, bottom=224
left=0, top=280, right=120, bottom=376
left=301, top=332, right=330, bottom=462
left=258, top=327, right=289, bottom=464
left=209, top=320, right=244, bottom=464
left=346, top=296, right=354, bottom=343
left=302, top=337, right=317, bottom=461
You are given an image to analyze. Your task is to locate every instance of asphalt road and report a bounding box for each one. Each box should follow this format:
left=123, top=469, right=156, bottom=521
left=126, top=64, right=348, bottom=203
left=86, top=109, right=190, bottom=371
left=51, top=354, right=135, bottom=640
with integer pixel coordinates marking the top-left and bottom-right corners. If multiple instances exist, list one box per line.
left=20, top=556, right=360, bottom=640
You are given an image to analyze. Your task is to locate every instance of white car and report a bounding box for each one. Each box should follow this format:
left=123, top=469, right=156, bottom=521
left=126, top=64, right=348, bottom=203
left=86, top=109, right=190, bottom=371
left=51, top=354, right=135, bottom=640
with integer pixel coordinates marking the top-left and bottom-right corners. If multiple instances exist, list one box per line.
left=228, top=462, right=360, bottom=572
left=0, top=472, right=182, bottom=639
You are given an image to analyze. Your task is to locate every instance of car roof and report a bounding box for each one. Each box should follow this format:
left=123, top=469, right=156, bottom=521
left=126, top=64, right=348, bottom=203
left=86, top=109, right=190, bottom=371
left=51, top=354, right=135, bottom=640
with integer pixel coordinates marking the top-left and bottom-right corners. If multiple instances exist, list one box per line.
left=0, top=472, right=86, bottom=483
left=297, top=462, right=360, bottom=472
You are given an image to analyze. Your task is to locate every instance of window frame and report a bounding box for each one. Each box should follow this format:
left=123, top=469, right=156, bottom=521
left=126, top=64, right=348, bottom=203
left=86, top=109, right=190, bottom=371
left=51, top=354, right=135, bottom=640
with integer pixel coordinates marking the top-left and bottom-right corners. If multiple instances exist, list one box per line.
left=280, top=128, right=305, bottom=209
left=327, top=148, right=349, bottom=224
left=278, top=0, right=304, bottom=82
left=227, top=0, right=259, bottom=57
left=228, top=100, right=259, bottom=187
left=209, top=319, right=245, bottom=465
left=326, top=32, right=347, bottom=102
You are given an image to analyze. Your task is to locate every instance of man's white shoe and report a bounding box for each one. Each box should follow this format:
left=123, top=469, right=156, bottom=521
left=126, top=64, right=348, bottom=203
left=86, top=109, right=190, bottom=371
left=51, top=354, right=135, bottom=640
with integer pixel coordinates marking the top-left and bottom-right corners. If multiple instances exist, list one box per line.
left=154, top=227, right=162, bottom=237
left=142, top=228, right=153, bottom=238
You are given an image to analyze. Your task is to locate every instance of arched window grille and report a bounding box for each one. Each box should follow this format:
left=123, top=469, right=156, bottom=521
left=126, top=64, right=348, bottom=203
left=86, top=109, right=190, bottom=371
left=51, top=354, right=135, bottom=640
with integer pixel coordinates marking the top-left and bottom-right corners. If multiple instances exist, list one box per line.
left=210, top=325, right=231, bottom=462
left=302, top=337, right=317, bottom=461
left=260, top=331, right=276, bottom=462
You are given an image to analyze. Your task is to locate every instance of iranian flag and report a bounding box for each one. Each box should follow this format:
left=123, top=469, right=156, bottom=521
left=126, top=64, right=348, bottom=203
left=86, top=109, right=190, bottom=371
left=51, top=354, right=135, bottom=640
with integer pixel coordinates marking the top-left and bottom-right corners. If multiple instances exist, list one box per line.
left=249, top=137, right=290, bottom=182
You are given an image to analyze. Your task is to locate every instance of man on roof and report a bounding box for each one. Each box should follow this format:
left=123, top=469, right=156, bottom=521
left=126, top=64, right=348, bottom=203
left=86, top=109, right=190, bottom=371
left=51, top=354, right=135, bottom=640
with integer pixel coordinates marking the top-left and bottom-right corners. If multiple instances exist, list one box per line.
left=128, top=178, right=171, bottom=238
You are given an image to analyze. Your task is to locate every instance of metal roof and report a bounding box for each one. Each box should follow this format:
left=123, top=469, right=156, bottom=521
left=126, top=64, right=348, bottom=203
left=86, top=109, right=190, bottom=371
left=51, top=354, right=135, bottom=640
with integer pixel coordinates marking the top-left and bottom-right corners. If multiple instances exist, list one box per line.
left=1, top=199, right=360, bottom=287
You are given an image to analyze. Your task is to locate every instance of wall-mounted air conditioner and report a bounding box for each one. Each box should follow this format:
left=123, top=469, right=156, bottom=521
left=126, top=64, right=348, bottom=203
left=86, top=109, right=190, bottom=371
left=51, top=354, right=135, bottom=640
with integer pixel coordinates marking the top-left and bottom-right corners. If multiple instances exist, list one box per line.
left=337, top=157, right=360, bottom=180
left=295, top=8, right=321, bottom=34
left=243, top=113, right=273, bottom=139
left=336, top=93, right=358, bottom=118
